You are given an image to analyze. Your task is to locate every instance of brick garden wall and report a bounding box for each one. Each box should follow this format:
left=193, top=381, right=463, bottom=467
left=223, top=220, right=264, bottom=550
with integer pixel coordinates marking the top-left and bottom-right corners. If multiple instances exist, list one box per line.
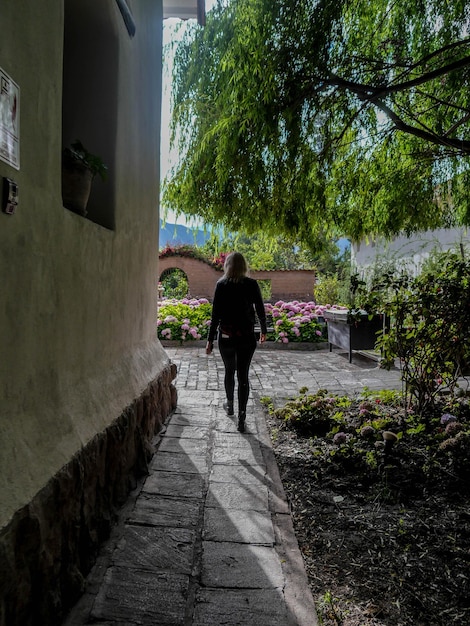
left=158, top=256, right=315, bottom=302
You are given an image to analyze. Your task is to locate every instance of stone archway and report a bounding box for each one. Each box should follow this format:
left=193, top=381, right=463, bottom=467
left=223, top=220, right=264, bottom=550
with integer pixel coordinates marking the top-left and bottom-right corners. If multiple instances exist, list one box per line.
left=159, top=266, right=190, bottom=299
left=158, top=256, right=220, bottom=299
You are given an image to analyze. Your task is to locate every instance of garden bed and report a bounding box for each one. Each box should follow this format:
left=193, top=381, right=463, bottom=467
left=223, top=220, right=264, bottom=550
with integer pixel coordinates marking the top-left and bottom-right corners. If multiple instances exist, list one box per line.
left=160, top=339, right=328, bottom=351
left=264, top=392, right=470, bottom=626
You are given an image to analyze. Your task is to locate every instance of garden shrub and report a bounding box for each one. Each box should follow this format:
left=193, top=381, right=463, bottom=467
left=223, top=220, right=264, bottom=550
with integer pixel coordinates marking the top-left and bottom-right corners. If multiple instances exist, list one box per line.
left=157, top=298, right=330, bottom=344
left=265, top=300, right=327, bottom=343
left=157, top=298, right=212, bottom=341
left=264, top=387, right=470, bottom=485
left=375, top=253, right=470, bottom=417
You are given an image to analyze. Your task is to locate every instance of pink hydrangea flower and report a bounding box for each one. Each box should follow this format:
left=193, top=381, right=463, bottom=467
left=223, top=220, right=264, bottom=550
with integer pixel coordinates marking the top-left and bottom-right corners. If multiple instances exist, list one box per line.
left=333, top=432, right=347, bottom=445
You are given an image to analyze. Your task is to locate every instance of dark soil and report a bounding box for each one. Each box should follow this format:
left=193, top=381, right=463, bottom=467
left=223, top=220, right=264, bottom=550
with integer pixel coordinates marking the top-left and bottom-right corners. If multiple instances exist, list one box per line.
left=265, top=401, right=470, bottom=626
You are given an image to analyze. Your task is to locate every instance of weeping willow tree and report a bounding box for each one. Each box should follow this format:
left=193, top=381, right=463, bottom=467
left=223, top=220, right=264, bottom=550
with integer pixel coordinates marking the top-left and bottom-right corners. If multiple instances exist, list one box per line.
left=163, top=0, right=470, bottom=250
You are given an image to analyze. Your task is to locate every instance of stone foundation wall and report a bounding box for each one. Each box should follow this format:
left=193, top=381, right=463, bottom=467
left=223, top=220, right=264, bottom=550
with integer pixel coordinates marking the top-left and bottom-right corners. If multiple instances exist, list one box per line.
left=0, top=363, right=177, bottom=626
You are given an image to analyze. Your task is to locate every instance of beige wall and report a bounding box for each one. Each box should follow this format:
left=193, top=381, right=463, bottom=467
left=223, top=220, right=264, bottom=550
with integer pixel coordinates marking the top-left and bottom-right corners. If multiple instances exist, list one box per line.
left=0, top=0, right=168, bottom=529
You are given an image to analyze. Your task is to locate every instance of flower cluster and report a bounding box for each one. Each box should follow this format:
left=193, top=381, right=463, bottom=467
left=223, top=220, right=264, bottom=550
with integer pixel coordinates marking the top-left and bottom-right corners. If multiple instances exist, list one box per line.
left=157, top=298, right=340, bottom=344
left=159, top=244, right=228, bottom=270
left=159, top=244, right=208, bottom=262
left=265, top=300, right=328, bottom=343
left=157, top=298, right=211, bottom=342
left=211, top=251, right=230, bottom=270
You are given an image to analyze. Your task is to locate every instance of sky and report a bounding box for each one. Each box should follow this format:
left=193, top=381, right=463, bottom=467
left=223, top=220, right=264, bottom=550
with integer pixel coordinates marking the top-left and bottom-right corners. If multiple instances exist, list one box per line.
left=160, top=2, right=218, bottom=226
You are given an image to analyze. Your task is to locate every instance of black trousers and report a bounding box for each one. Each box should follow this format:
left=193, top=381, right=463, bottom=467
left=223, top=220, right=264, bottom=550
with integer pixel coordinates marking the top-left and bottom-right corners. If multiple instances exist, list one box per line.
left=218, top=335, right=257, bottom=415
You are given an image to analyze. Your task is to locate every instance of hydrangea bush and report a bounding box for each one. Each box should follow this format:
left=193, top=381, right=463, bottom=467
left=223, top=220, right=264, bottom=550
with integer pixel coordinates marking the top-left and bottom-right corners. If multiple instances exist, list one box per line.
left=157, top=298, right=336, bottom=344
left=261, top=386, right=470, bottom=478
left=157, top=298, right=212, bottom=341
left=266, top=300, right=328, bottom=343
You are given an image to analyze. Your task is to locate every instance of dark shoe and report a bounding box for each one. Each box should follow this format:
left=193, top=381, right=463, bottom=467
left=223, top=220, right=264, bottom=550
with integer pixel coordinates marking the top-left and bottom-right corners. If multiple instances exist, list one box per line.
left=223, top=402, right=234, bottom=417
left=237, top=413, right=246, bottom=433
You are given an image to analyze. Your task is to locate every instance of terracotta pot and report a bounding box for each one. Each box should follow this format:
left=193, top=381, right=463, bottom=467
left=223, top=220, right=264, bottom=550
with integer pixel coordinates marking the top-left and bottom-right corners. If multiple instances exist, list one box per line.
left=62, top=164, right=93, bottom=216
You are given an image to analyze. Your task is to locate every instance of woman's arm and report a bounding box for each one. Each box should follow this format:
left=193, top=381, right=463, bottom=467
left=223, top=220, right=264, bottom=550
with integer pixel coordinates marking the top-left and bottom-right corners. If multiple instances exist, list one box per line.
left=206, top=282, right=222, bottom=354
left=253, top=281, right=267, bottom=340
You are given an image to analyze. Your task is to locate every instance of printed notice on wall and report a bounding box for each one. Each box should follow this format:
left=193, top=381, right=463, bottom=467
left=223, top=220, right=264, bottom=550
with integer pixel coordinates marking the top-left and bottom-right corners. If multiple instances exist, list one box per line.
left=0, top=68, right=20, bottom=169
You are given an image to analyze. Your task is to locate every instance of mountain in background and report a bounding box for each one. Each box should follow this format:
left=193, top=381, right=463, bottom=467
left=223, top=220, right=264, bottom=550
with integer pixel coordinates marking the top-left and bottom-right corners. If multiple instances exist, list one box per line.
left=159, top=221, right=210, bottom=248
left=159, top=220, right=350, bottom=254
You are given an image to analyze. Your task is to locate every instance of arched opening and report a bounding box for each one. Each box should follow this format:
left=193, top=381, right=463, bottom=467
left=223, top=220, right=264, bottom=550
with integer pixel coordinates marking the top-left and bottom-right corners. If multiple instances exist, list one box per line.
left=159, top=268, right=189, bottom=299
left=258, top=279, right=272, bottom=302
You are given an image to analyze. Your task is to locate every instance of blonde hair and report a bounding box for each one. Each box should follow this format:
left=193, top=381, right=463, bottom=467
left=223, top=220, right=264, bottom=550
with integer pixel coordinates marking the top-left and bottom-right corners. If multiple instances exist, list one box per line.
left=223, top=252, right=248, bottom=282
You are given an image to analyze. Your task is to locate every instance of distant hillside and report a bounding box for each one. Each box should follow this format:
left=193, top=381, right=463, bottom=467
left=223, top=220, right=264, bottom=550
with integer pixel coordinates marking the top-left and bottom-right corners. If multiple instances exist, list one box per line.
left=159, top=220, right=350, bottom=254
left=159, top=221, right=210, bottom=248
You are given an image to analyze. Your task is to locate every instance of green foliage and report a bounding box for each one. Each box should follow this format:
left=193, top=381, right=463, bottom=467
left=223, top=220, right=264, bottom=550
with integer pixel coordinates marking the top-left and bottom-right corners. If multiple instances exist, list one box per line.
left=164, top=0, right=470, bottom=247
left=157, top=297, right=328, bottom=344
left=198, top=230, right=340, bottom=271
left=264, top=387, right=470, bottom=484
left=159, top=243, right=213, bottom=264
left=314, top=274, right=350, bottom=306
left=160, top=268, right=189, bottom=299
left=257, top=279, right=271, bottom=301
left=376, top=253, right=470, bottom=416
left=63, top=140, right=108, bottom=180
left=157, top=300, right=212, bottom=341
left=266, top=301, right=327, bottom=343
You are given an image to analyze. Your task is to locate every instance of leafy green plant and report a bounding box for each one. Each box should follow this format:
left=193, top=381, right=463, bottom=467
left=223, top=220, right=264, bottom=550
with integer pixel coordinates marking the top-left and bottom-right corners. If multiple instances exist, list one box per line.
left=264, top=387, right=470, bottom=490
left=63, top=140, right=108, bottom=180
left=314, top=273, right=349, bottom=307
left=265, top=301, right=326, bottom=343
left=376, top=253, right=470, bottom=418
left=157, top=298, right=212, bottom=342
left=316, top=590, right=344, bottom=625
left=160, top=268, right=189, bottom=299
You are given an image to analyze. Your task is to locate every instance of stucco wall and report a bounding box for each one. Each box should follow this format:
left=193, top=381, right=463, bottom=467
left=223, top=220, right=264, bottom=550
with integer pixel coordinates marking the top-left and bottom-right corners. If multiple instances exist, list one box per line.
left=0, top=0, right=167, bottom=530
left=352, top=227, right=470, bottom=277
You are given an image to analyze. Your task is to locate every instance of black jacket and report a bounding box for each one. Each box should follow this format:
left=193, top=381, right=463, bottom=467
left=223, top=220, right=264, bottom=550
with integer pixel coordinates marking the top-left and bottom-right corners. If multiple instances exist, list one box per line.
left=208, top=277, right=267, bottom=342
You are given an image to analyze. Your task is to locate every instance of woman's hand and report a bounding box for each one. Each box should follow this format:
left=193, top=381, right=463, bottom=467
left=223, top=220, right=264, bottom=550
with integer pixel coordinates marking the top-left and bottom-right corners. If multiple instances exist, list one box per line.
left=205, top=341, right=213, bottom=355
left=259, top=333, right=267, bottom=344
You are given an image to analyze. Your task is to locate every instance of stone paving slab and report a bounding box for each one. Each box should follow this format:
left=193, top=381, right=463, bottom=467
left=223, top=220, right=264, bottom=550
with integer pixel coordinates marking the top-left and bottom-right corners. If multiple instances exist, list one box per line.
left=143, top=470, right=206, bottom=499
left=90, top=567, right=189, bottom=625
left=164, top=423, right=212, bottom=439
left=203, top=507, right=275, bottom=545
left=206, top=481, right=269, bottom=511
left=150, top=450, right=209, bottom=474
left=209, top=461, right=267, bottom=485
left=113, top=525, right=196, bottom=574
left=128, top=494, right=201, bottom=528
left=169, top=412, right=213, bottom=428
left=214, top=431, right=262, bottom=447
left=212, top=444, right=265, bottom=466
left=193, top=588, right=290, bottom=626
left=157, top=436, right=209, bottom=456
left=201, top=541, right=284, bottom=589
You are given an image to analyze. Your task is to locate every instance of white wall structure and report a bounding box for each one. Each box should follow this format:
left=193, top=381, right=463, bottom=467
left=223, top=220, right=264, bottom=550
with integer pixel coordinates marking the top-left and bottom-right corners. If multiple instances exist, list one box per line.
left=0, top=1, right=202, bottom=623
left=351, top=227, right=470, bottom=278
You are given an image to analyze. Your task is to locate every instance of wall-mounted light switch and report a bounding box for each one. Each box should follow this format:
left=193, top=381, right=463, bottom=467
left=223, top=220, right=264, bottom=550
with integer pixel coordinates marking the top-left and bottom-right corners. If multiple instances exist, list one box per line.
left=2, top=177, right=18, bottom=214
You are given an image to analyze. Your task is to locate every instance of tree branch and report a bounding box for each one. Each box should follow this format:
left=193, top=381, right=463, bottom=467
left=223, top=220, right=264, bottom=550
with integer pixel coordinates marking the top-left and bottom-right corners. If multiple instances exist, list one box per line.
left=327, top=54, right=470, bottom=101
left=373, top=99, right=470, bottom=153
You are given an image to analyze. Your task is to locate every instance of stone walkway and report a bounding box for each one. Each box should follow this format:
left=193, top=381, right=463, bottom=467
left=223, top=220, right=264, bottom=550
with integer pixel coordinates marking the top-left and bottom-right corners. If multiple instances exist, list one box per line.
left=64, top=345, right=403, bottom=626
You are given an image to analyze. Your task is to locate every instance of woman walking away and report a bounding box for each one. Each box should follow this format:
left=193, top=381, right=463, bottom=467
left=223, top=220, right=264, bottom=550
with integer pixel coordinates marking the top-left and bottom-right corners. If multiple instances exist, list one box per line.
left=206, top=252, right=267, bottom=433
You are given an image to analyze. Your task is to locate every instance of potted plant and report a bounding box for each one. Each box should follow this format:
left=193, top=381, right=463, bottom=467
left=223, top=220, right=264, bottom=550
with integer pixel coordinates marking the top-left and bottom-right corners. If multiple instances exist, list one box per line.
left=62, top=140, right=107, bottom=217
left=323, top=273, right=389, bottom=362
